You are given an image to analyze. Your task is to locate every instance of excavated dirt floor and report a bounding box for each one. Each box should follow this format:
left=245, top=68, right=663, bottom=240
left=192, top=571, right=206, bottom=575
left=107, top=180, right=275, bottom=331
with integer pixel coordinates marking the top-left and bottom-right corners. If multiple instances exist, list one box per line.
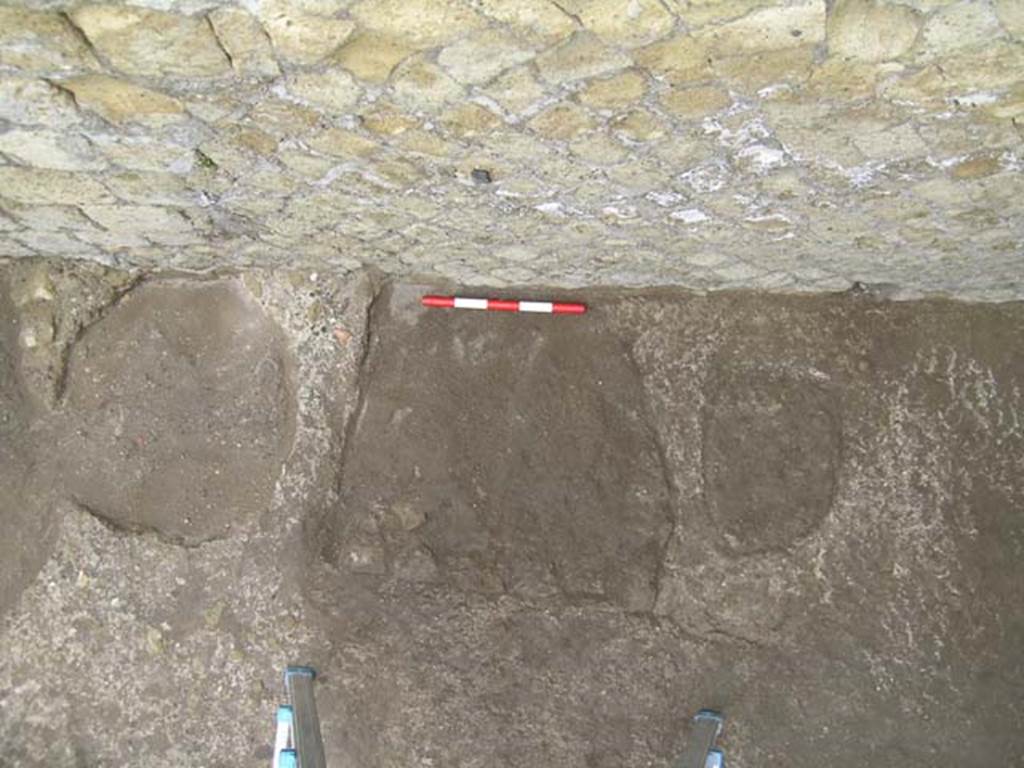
left=1, top=260, right=1022, bottom=767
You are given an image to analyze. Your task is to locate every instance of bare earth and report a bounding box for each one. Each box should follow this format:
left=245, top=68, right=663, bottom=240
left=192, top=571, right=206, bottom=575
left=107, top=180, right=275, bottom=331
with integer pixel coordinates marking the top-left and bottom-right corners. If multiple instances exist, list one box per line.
left=1, top=261, right=1022, bottom=767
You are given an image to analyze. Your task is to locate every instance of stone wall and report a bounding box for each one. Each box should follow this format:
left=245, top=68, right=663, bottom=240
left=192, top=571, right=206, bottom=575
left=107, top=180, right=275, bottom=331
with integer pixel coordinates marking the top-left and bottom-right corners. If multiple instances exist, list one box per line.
left=0, top=0, right=1022, bottom=298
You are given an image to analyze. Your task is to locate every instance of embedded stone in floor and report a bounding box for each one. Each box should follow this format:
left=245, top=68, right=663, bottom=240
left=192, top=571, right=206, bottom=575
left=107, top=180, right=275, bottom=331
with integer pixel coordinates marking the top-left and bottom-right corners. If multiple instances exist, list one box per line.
left=60, top=279, right=296, bottom=545
left=311, top=284, right=672, bottom=612
left=703, top=364, right=839, bottom=555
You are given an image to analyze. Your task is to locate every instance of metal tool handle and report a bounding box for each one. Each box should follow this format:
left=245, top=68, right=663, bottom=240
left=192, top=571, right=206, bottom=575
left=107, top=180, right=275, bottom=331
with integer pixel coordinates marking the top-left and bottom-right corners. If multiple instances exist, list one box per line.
left=676, top=709, right=725, bottom=768
left=285, top=666, right=327, bottom=768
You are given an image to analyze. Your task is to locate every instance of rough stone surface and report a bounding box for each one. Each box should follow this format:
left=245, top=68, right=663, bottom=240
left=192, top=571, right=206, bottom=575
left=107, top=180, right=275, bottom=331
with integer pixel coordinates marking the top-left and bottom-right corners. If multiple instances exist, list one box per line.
left=0, top=1, right=1021, bottom=298
left=62, top=75, right=185, bottom=124
left=69, top=5, right=231, bottom=77
left=827, top=0, right=922, bottom=62
left=208, top=7, right=281, bottom=79
left=2, top=261, right=1023, bottom=766
left=59, top=280, right=295, bottom=544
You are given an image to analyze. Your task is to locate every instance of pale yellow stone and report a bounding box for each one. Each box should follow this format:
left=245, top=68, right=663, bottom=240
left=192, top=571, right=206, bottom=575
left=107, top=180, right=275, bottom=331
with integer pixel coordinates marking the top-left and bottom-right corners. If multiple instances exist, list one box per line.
left=70, top=5, right=230, bottom=77
left=483, top=68, right=546, bottom=114
left=235, top=128, right=279, bottom=156
left=610, top=109, right=667, bottom=141
left=673, top=0, right=778, bottom=28
left=184, top=94, right=241, bottom=124
left=350, top=0, right=486, bottom=49
left=881, top=43, right=1023, bottom=102
left=208, top=8, right=280, bottom=78
left=765, top=102, right=865, bottom=166
left=102, top=172, right=191, bottom=206
left=441, top=103, right=503, bottom=137
left=98, top=135, right=197, bottom=174
left=528, top=103, right=596, bottom=139
left=535, top=32, right=632, bottom=85
left=361, top=107, right=420, bottom=136
left=558, top=0, right=674, bottom=48
left=850, top=121, right=927, bottom=160
left=807, top=58, right=898, bottom=100
left=308, top=128, right=379, bottom=157
left=0, top=130, right=103, bottom=171
left=246, top=100, right=321, bottom=138
left=0, top=168, right=114, bottom=206
left=0, top=76, right=82, bottom=127
left=6, top=203, right=92, bottom=233
left=714, top=46, right=816, bottom=92
left=278, top=150, right=337, bottom=179
left=698, top=0, right=826, bottom=54
left=985, top=84, right=1024, bottom=119
left=391, top=57, right=464, bottom=111
left=395, top=130, right=456, bottom=157
left=82, top=205, right=198, bottom=245
left=827, top=0, right=921, bottom=62
left=577, top=70, right=647, bottom=108
left=605, top=161, right=670, bottom=193
left=945, top=43, right=1024, bottom=91
left=0, top=8, right=98, bottom=72
left=372, top=159, right=425, bottom=187
left=438, top=30, right=536, bottom=85
left=916, top=1, right=1005, bottom=59
left=474, top=0, right=578, bottom=44
left=661, top=85, right=731, bottom=119
left=333, top=33, right=415, bottom=83
left=995, top=0, right=1024, bottom=38
left=287, top=70, right=362, bottom=113
left=63, top=75, right=184, bottom=124
left=634, top=35, right=713, bottom=81
left=569, top=133, right=628, bottom=164
left=260, top=3, right=355, bottom=65
left=475, top=132, right=553, bottom=164
left=950, top=153, right=1002, bottom=180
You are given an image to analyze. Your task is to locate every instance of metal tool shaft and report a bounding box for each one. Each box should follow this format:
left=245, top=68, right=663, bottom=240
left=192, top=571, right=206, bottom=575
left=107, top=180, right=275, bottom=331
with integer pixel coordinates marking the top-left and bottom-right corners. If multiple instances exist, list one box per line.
left=676, top=710, right=724, bottom=768
left=285, top=666, right=327, bottom=768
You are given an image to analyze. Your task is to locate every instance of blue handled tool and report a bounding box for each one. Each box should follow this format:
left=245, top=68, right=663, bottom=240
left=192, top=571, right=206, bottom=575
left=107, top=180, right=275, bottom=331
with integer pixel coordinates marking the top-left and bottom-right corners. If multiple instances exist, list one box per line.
left=271, top=667, right=326, bottom=768
left=676, top=709, right=726, bottom=768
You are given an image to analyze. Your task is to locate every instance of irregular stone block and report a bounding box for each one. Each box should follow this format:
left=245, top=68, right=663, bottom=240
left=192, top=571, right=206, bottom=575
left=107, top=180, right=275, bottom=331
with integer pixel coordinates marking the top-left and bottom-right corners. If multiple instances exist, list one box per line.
left=286, top=70, right=362, bottom=113
left=660, top=85, right=731, bottom=119
left=391, top=57, right=464, bottom=111
left=699, top=0, right=826, bottom=54
left=61, top=280, right=295, bottom=545
left=527, top=102, right=596, bottom=140
left=0, top=77, right=82, bottom=127
left=610, top=109, right=667, bottom=142
left=349, top=0, right=486, bottom=49
left=634, top=34, right=713, bottom=81
left=70, top=5, right=230, bottom=77
left=703, top=366, right=839, bottom=554
left=333, top=32, right=416, bottom=83
left=474, top=0, right=578, bottom=43
left=0, top=8, right=98, bottom=72
left=917, top=1, right=1005, bottom=58
left=438, top=30, right=536, bottom=85
left=312, top=284, right=672, bottom=611
left=558, top=0, right=675, bottom=48
left=0, top=129, right=104, bottom=172
left=208, top=7, right=280, bottom=78
left=536, top=31, right=632, bottom=84
left=260, top=2, right=355, bottom=65
left=0, top=167, right=115, bottom=206
left=440, top=102, right=503, bottom=137
left=482, top=67, right=546, bottom=114
left=577, top=69, right=647, bottom=108
left=62, top=75, right=184, bottom=125
left=827, top=0, right=921, bottom=62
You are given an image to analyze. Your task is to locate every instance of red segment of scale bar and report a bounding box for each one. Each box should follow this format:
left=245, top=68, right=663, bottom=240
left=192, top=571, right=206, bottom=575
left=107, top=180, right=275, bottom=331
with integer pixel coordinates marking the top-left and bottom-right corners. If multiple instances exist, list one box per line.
left=421, top=295, right=587, bottom=315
